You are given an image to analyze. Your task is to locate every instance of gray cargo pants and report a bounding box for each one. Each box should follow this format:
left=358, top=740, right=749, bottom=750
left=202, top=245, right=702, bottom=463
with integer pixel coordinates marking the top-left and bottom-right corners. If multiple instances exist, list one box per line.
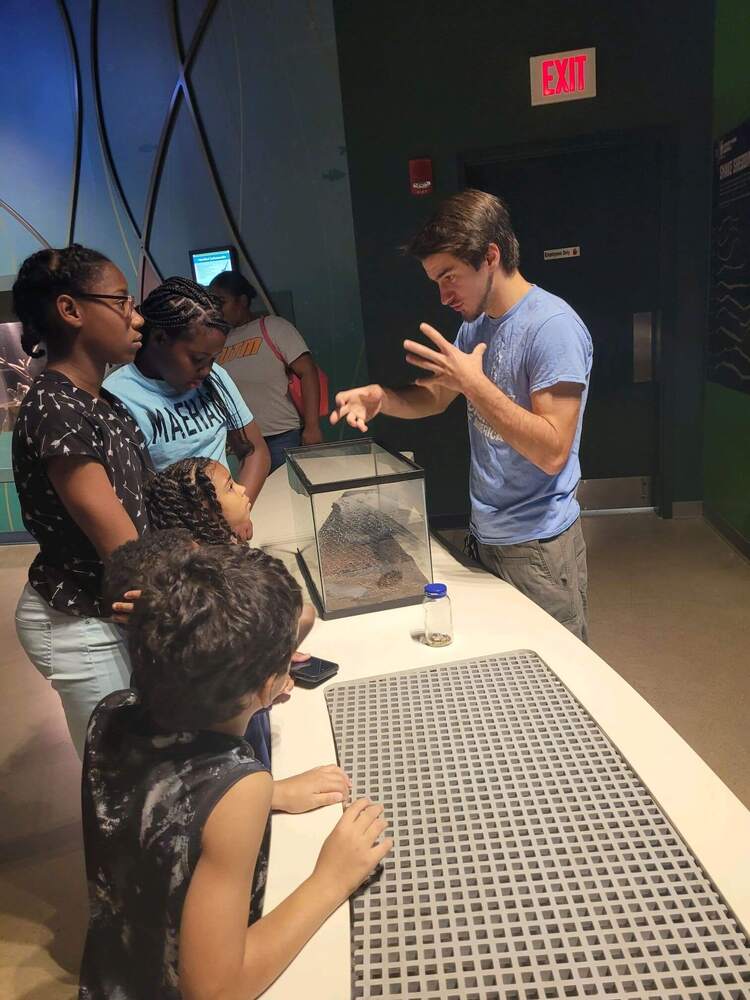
left=475, top=518, right=589, bottom=644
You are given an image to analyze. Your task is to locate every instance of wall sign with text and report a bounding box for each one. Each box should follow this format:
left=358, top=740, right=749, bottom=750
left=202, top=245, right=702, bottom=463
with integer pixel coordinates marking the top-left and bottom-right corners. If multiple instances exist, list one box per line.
left=708, top=119, right=750, bottom=394
left=530, top=48, right=596, bottom=106
left=544, top=246, right=581, bottom=261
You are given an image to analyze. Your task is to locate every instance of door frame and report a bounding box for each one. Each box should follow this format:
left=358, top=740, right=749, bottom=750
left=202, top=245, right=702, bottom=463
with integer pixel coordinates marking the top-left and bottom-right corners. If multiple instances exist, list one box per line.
left=458, top=126, right=680, bottom=518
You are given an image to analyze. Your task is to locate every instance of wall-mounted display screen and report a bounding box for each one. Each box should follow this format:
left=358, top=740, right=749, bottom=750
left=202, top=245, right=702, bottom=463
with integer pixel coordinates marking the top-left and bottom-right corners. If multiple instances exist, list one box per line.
left=189, top=246, right=237, bottom=286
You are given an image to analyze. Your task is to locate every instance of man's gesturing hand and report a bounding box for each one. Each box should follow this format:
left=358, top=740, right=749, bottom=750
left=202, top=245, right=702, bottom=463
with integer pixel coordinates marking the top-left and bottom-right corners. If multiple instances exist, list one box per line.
left=404, top=323, right=486, bottom=396
left=329, top=384, right=385, bottom=433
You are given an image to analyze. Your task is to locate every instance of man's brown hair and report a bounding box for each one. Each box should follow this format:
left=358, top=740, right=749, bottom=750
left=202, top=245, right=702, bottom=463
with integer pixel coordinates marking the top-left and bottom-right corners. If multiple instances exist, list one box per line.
left=404, top=189, right=520, bottom=275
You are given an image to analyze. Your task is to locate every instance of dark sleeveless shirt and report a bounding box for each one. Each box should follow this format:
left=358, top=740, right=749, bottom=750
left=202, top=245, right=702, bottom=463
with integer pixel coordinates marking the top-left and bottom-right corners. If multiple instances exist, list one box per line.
left=78, top=691, right=270, bottom=999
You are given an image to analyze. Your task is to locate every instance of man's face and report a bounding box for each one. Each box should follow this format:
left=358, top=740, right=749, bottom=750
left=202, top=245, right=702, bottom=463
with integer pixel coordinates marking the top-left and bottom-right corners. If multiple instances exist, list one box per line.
left=422, top=251, right=494, bottom=322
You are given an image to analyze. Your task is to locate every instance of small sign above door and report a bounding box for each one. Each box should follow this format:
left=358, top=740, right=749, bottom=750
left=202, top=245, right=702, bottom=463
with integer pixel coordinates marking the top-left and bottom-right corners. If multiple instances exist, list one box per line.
left=530, top=48, right=596, bottom=106
left=543, top=246, right=581, bottom=261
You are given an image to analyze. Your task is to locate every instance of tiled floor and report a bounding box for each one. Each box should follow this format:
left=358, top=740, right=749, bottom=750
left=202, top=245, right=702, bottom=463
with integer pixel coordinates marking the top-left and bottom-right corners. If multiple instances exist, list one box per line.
left=0, top=514, right=748, bottom=998
left=0, top=545, right=84, bottom=1000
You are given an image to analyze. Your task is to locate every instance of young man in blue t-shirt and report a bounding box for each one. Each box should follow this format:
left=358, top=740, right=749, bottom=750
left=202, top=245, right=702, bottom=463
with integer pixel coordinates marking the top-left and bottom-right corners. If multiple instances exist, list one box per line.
left=331, top=189, right=593, bottom=641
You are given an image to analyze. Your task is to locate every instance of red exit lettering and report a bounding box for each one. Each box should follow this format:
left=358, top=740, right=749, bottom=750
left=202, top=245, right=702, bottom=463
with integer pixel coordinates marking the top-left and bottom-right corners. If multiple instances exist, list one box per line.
left=542, top=54, right=587, bottom=96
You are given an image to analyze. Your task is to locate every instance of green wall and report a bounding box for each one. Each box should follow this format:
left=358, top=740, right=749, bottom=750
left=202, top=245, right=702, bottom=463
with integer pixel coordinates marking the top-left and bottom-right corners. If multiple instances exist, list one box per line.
left=704, top=0, right=750, bottom=549
left=704, top=383, right=750, bottom=544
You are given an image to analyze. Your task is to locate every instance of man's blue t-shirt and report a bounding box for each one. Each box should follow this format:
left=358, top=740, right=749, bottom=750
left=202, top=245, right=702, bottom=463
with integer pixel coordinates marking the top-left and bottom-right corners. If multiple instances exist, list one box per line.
left=104, top=363, right=253, bottom=471
left=455, top=285, right=593, bottom=546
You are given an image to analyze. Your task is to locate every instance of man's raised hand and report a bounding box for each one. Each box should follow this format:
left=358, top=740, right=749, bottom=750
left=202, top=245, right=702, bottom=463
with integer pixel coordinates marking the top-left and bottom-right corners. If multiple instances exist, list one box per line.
left=329, top=384, right=385, bottom=433
left=404, top=322, right=487, bottom=395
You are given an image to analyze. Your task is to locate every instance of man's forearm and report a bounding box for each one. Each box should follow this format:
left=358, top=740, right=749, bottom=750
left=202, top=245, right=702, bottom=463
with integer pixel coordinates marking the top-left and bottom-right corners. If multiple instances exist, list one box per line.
left=464, top=376, right=567, bottom=475
left=380, top=384, right=451, bottom=419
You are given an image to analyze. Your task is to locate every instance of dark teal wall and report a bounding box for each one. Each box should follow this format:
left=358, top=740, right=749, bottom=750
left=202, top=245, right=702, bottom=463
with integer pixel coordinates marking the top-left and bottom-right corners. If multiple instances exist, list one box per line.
left=0, top=0, right=367, bottom=414
left=334, top=0, right=714, bottom=518
left=0, top=0, right=370, bottom=537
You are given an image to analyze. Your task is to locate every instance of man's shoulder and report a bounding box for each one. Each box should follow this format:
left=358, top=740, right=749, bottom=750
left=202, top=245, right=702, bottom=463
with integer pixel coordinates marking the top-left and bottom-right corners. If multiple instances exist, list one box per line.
left=525, top=286, right=589, bottom=335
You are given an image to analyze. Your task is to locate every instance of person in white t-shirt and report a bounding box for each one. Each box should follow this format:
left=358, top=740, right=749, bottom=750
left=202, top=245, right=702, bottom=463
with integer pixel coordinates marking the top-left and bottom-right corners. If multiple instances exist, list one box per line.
left=209, top=272, right=323, bottom=471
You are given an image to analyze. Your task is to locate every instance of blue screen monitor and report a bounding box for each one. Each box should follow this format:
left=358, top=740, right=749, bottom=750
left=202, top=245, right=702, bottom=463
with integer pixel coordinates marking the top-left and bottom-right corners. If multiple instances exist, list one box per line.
left=190, top=246, right=238, bottom=286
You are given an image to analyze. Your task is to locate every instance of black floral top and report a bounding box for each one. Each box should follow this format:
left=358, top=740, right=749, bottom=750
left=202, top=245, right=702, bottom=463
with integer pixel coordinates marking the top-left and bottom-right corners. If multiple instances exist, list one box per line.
left=79, top=691, right=270, bottom=1000
left=12, top=369, right=152, bottom=617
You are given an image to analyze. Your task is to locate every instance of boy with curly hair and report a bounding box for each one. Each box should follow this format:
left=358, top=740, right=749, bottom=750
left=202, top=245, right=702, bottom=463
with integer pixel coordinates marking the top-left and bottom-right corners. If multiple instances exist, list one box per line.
left=80, top=541, right=391, bottom=999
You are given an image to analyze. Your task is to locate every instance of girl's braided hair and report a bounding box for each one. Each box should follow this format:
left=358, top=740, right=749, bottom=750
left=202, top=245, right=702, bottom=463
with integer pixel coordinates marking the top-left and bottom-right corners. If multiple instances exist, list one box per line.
left=145, top=457, right=237, bottom=544
left=138, top=276, right=254, bottom=458
left=12, top=245, right=111, bottom=358
left=139, top=275, right=230, bottom=338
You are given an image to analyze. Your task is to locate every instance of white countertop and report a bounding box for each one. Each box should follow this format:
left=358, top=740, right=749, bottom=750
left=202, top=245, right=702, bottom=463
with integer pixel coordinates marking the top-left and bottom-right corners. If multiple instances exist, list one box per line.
left=252, top=466, right=750, bottom=999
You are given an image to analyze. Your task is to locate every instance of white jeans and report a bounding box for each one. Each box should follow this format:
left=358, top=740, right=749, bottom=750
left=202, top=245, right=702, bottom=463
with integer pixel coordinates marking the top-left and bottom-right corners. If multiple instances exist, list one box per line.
left=15, top=583, right=131, bottom=757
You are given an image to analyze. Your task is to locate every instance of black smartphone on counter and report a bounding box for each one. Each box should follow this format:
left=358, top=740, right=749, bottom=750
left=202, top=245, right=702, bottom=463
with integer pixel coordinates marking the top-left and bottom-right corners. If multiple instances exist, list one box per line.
left=290, top=656, right=339, bottom=688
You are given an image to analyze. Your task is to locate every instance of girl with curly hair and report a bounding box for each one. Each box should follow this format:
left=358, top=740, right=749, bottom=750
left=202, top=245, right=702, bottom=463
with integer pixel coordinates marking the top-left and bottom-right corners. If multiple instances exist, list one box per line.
left=138, top=456, right=315, bottom=644
left=145, top=455, right=253, bottom=543
left=112, top=456, right=315, bottom=768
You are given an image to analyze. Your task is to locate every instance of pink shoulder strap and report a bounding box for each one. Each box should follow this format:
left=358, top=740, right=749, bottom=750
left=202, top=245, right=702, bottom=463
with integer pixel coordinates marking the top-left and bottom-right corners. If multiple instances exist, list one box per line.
left=258, top=316, right=287, bottom=367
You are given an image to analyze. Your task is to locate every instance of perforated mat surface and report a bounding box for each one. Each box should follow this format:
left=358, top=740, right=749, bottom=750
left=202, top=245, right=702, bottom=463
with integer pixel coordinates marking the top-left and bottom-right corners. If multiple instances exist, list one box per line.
left=325, top=650, right=750, bottom=1000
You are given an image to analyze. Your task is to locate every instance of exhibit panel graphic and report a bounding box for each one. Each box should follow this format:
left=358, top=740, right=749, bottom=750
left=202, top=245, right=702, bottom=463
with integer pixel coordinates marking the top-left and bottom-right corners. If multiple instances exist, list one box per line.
left=709, top=118, right=750, bottom=395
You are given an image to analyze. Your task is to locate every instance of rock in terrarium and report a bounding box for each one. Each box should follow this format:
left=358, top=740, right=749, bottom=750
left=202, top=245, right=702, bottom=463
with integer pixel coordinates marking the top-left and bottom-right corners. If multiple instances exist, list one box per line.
left=285, top=439, right=433, bottom=619
left=318, top=488, right=430, bottom=608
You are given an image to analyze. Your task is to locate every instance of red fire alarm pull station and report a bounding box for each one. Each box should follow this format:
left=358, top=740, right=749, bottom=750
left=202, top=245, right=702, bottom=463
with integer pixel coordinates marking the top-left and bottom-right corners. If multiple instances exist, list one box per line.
left=409, top=158, right=433, bottom=196
left=530, top=47, right=596, bottom=106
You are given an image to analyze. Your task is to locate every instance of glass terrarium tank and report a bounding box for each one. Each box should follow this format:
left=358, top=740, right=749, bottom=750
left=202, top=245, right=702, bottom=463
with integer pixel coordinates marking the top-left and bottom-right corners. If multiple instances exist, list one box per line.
left=285, top=439, right=433, bottom=619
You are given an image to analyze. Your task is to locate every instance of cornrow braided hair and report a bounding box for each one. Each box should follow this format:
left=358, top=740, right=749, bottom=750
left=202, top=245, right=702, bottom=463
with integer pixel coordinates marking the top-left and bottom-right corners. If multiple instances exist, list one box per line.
left=139, top=275, right=230, bottom=337
left=139, top=276, right=253, bottom=459
left=12, top=245, right=111, bottom=358
left=145, top=457, right=237, bottom=545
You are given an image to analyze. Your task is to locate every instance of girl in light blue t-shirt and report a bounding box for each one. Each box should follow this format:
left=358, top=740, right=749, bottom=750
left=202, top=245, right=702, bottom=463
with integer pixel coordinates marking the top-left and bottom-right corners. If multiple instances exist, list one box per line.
left=105, top=277, right=270, bottom=505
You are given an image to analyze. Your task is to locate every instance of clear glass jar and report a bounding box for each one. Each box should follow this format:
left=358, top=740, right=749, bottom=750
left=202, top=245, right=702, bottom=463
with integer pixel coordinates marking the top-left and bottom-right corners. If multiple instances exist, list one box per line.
left=423, top=583, right=453, bottom=647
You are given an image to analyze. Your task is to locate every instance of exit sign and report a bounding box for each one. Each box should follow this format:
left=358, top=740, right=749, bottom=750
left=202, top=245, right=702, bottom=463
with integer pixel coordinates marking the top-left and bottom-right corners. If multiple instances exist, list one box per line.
left=530, top=47, right=596, bottom=106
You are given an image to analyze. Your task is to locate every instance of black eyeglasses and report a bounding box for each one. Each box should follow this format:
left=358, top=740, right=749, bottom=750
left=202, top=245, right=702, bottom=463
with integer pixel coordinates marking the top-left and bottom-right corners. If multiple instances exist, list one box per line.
left=77, top=293, right=136, bottom=322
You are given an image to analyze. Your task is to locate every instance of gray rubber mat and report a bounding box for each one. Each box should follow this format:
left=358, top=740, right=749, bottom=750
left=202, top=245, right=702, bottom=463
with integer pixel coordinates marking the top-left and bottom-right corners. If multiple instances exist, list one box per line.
left=325, top=650, right=750, bottom=1000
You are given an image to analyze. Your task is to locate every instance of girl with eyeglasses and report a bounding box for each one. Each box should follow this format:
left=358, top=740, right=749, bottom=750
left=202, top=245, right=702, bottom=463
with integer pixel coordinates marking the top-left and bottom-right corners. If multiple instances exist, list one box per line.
left=11, top=244, right=152, bottom=757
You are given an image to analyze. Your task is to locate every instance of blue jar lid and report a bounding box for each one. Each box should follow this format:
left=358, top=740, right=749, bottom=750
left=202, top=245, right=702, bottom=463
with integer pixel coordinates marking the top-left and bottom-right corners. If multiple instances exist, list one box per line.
left=424, top=583, right=447, bottom=597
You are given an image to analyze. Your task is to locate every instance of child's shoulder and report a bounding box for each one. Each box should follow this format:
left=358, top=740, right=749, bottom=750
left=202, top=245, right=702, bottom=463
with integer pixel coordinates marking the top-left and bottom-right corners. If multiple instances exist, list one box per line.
left=200, top=769, right=272, bottom=859
left=103, top=362, right=137, bottom=390
left=217, top=767, right=272, bottom=810
left=84, top=689, right=139, bottom=748
left=88, top=689, right=138, bottom=730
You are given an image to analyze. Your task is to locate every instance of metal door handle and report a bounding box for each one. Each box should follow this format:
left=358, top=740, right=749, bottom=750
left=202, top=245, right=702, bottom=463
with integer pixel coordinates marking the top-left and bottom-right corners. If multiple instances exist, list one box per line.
left=633, top=312, right=653, bottom=383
